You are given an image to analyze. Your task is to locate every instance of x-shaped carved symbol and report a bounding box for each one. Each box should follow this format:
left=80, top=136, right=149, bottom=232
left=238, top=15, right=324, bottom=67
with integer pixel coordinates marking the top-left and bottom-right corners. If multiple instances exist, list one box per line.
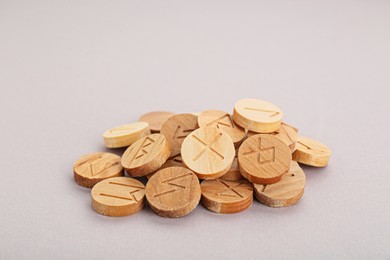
left=192, top=133, right=224, bottom=161
left=243, top=137, right=275, bottom=165
left=215, top=180, right=248, bottom=198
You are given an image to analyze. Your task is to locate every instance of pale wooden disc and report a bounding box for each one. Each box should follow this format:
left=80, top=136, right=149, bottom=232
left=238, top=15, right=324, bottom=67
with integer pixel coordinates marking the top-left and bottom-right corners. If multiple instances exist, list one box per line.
left=181, top=126, right=235, bottom=180
left=233, top=98, right=283, bottom=133
left=121, top=134, right=171, bottom=177
left=292, top=135, right=331, bottom=167
left=198, top=110, right=246, bottom=148
left=146, top=154, right=185, bottom=179
left=253, top=161, right=306, bottom=207
left=248, top=122, right=298, bottom=153
left=221, top=151, right=244, bottom=181
left=160, top=114, right=199, bottom=157
left=103, top=122, right=150, bottom=148
left=74, top=152, right=123, bottom=188
left=139, top=111, right=175, bottom=133
left=91, top=177, right=145, bottom=217
left=145, top=166, right=201, bottom=218
left=201, top=179, right=253, bottom=214
left=238, top=134, right=292, bottom=184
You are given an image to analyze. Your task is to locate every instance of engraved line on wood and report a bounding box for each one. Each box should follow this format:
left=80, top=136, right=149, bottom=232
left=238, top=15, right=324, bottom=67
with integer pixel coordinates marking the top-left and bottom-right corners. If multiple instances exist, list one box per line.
left=244, top=107, right=280, bottom=117
left=100, top=193, right=134, bottom=201
left=109, top=126, right=136, bottom=134
left=243, top=137, right=276, bottom=165
left=191, top=133, right=224, bottom=161
left=261, top=185, right=267, bottom=192
left=108, top=182, right=145, bottom=190
left=154, top=172, right=193, bottom=198
left=206, top=114, right=234, bottom=129
left=215, top=180, right=244, bottom=198
left=297, top=141, right=311, bottom=150
left=91, top=161, right=120, bottom=176
left=173, top=125, right=196, bottom=139
left=131, top=136, right=156, bottom=162
left=76, top=155, right=103, bottom=167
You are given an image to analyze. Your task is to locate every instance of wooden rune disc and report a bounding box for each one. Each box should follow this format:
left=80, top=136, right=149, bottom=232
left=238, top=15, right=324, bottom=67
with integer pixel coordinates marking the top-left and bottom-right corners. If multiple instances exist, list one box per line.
left=145, top=166, right=201, bottom=218
left=198, top=110, right=246, bottom=148
left=160, top=114, right=199, bottom=157
left=292, top=135, right=332, bottom=167
left=201, top=179, right=253, bottom=214
left=91, top=177, right=145, bottom=217
left=146, top=154, right=185, bottom=179
left=74, top=152, right=123, bottom=188
left=248, top=122, right=298, bottom=153
left=181, top=126, right=235, bottom=180
left=233, top=98, right=283, bottom=133
left=103, top=122, right=150, bottom=148
left=253, top=161, right=306, bottom=207
left=221, top=151, right=244, bottom=181
left=121, top=134, right=171, bottom=177
left=238, top=134, right=292, bottom=184
left=139, top=111, right=175, bottom=133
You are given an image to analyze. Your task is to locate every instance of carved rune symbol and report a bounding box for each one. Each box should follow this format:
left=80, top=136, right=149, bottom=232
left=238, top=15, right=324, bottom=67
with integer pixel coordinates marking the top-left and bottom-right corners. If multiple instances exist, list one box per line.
left=173, top=125, right=196, bottom=139
left=100, top=181, right=145, bottom=202
left=244, top=107, right=280, bottom=117
left=191, top=133, right=224, bottom=161
left=77, top=155, right=119, bottom=177
left=243, top=137, right=275, bottom=165
left=132, top=137, right=155, bottom=161
left=215, top=180, right=246, bottom=198
left=154, top=173, right=193, bottom=198
left=206, top=114, right=234, bottom=129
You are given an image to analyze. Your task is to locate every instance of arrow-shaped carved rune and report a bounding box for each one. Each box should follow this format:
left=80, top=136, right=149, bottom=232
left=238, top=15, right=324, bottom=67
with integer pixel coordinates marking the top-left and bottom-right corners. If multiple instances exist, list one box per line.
left=154, top=173, right=193, bottom=198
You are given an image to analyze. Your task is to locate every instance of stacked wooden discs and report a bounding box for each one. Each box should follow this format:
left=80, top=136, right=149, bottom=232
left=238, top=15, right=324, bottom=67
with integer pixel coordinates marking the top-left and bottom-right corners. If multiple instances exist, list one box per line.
left=73, top=98, right=332, bottom=218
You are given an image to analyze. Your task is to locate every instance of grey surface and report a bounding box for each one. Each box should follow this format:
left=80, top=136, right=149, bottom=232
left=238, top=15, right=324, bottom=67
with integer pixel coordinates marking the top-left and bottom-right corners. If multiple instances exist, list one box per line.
left=1, top=0, right=389, bottom=259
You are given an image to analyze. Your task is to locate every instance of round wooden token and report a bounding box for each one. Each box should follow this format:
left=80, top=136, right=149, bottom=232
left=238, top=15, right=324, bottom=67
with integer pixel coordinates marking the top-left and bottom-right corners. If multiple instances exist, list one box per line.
left=74, top=152, right=123, bottom=188
left=139, top=111, right=175, bottom=133
left=91, top=177, right=145, bottom=216
left=160, top=114, right=198, bottom=157
left=238, top=134, right=292, bottom=184
left=145, top=166, right=201, bottom=218
left=248, top=122, right=298, bottom=153
left=181, top=126, right=235, bottom=180
left=103, top=122, right=150, bottom=148
left=121, top=134, right=171, bottom=177
left=253, top=161, right=306, bottom=207
left=233, top=98, right=283, bottom=133
left=292, top=135, right=331, bottom=167
left=221, top=152, right=243, bottom=181
left=146, top=154, right=185, bottom=179
left=198, top=110, right=246, bottom=148
left=201, top=179, right=253, bottom=214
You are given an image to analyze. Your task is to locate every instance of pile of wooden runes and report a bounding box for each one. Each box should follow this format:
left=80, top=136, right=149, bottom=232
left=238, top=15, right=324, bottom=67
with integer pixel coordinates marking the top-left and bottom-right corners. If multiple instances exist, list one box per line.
left=73, top=98, right=332, bottom=218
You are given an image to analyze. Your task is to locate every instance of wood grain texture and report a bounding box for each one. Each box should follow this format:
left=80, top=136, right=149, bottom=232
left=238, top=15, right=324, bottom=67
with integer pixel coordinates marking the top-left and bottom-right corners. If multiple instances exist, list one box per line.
left=253, top=161, right=306, bottom=207
left=201, top=179, right=253, bottom=214
left=74, top=152, right=123, bottom=188
left=139, top=111, right=175, bottom=133
left=181, top=126, right=235, bottom=180
left=146, top=154, right=185, bottom=179
left=103, top=122, right=150, bottom=148
left=91, top=177, right=145, bottom=216
left=233, top=98, right=283, bottom=133
left=121, top=134, right=171, bottom=177
left=292, top=135, right=332, bottom=167
left=248, top=122, right=298, bottom=153
left=238, top=134, right=292, bottom=184
left=198, top=110, right=245, bottom=148
left=145, top=166, right=201, bottom=218
left=160, top=114, right=199, bottom=157
left=221, top=151, right=244, bottom=181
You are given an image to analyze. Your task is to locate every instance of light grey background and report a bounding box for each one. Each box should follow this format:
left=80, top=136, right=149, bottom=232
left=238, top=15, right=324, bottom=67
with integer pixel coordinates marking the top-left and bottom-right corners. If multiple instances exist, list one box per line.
left=0, top=0, right=389, bottom=259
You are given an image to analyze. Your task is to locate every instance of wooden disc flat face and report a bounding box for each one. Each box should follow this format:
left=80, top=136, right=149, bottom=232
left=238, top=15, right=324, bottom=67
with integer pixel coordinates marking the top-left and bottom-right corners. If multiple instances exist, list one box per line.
left=146, top=154, right=185, bottom=179
left=221, top=152, right=243, bottom=181
left=238, top=134, right=292, bottom=184
left=201, top=179, right=253, bottom=214
left=160, top=114, right=199, bottom=157
left=233, top=98, right=283, bottom=133
left=293, top=136, right=331, bottom=167
left=74, top=152, right=123, bottom=188
left=181, top=126, right=235, bottom=179
left=248, top=122, right=298, bottom=153
left=139, top=111, right=175, bottom=133
left=103, top=122, right=150, bottom=148
left=198, top=110, right=246, bottom=148
left=145, top=166, right=201, bottom=218
left=91, top=177, right=145, bottom=216
left=253, top=161, right=306, bottom=207
left=121, top=134, right=171, bottom=177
